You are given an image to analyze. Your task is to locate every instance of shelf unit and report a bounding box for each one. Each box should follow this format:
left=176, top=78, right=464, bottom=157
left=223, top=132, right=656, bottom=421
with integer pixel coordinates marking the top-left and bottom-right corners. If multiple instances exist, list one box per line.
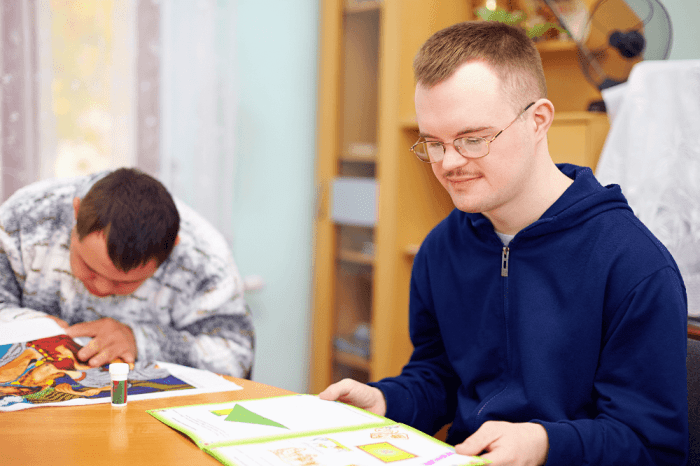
left=311, top=0, right=610, bottom=394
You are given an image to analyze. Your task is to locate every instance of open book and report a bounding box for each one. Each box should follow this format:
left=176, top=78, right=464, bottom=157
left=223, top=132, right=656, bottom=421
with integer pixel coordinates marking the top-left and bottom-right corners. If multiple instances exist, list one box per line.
left=147, top=394, right=490, bottom=466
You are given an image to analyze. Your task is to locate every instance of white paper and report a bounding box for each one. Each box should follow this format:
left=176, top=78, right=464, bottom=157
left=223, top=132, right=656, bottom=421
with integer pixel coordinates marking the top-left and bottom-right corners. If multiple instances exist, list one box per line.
left=0, top=318, right=66, bottom=345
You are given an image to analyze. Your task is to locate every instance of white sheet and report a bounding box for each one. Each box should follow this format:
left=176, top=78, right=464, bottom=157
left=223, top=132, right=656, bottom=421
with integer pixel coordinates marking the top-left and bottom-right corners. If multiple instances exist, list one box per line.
left=596, top=59, right=700, bottom=318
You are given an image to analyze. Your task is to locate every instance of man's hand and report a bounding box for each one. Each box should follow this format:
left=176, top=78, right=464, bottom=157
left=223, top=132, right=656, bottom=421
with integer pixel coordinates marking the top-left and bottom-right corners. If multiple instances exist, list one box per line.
left=455, top=421, right=549, bottom=466
left=65, top=318, right=137, bottom=367
left=318, top=378, right=387, bottom=416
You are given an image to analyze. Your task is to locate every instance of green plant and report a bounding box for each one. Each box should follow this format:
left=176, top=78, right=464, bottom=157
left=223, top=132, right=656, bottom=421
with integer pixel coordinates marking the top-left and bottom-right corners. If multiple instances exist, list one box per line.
left=474, top=7, right=526, bottom=26
left=475, top=7, right=569, bottom=39
left=525, top=21, right=568, bottom=39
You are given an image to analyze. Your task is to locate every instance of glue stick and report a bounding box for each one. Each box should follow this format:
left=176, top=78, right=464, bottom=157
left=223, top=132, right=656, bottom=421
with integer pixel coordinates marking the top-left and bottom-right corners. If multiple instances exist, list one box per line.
left=109, top=363, right=129, bottom=407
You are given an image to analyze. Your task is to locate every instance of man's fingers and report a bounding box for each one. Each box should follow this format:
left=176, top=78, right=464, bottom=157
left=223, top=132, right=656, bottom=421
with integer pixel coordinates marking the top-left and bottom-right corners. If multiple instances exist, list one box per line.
left=455, top=434, right=489, bottom=457
left=319, top=379, right=386, bottom=415
left=318, top=379, right=352, bottom=401
left=455, top=421, right=500, bottom=457
left=455, top=421, right=549, bottom=466
left=76, top=338, right=100, bottom=362
left=65, top=320, right=99, bottom=338
left=88, top=351, right=110, bottom=368
left=66, top=318, right=138, bottom=366
left=84, top=341, right=136, bottom=367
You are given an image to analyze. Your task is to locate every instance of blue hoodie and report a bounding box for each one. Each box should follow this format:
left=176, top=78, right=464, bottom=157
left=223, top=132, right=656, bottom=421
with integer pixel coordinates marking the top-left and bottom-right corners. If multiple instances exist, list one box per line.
left=371, top=164, right=688, bottom=465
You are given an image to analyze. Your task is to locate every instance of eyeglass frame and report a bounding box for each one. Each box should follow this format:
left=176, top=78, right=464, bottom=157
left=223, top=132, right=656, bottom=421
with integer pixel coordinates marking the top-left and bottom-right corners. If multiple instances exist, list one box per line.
left=410, top=102, right=536, bottom=164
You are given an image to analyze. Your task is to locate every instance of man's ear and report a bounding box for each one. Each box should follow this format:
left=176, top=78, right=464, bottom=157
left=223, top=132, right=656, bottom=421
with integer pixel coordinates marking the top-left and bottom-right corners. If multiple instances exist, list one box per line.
left=531, top=99, right=555, bottom=143
left=174, top=235, right=180, bottom=247
left=73, top=197, right=81, bottom=220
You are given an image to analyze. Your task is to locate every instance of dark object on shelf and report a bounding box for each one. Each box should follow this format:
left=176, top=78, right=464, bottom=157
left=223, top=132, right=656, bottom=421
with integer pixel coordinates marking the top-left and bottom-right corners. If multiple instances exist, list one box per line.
left=587, top=100, right=607, bottom=112
left=333, top=323, right=371, bottom=359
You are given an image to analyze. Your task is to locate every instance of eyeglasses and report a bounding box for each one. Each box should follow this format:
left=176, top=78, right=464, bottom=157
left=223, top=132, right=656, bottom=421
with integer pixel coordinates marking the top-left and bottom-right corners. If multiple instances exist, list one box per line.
left=410, top=102, right=535, bottom=163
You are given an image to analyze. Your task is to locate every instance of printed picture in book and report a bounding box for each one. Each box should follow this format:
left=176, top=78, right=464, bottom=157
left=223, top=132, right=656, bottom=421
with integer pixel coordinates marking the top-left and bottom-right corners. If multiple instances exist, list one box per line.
left=0, top=333, right=192, bottom=409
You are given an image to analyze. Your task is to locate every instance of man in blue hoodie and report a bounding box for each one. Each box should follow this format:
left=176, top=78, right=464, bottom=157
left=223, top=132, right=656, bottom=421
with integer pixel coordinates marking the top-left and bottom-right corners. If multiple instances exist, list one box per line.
left=320, top=21, right=688, bottom=465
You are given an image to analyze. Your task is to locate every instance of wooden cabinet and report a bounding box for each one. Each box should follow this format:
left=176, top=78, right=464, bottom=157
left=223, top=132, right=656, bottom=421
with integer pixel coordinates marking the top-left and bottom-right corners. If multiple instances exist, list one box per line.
left=310, top=0, right=610, bottom=394
left=537, top=39, right=611, bottom=168
left=549, top=112, right=609, bottom=168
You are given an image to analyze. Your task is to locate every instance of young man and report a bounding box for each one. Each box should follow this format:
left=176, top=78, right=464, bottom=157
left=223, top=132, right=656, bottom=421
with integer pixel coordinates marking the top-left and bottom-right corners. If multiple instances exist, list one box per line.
left=320, top=21, right=688, bottom=465
left=0, top=168, right=254, bottom=378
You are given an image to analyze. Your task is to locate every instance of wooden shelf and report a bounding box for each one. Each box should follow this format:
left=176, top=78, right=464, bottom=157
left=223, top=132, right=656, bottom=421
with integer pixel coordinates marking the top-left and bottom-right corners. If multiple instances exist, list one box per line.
left=548, top=111, right=609, bottom=170
left=344, top=1, right=382, bottom=13
left=338, top=249, right=374, bottom=265
left=340, top=154, right=377, bottom=164
left=334, top=350, right=371, bottom=371
left=312, top=0, right=477, bottom=394
left=552, top=111, right=605, bottom=121
left=536, top=39, right=577, bottom=53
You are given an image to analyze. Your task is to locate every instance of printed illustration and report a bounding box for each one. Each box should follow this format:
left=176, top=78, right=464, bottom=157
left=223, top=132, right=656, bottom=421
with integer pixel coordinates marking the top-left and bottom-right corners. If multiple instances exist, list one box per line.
left=269, top=438, right=351, bottom=466
left=0, top=334, right=193, bottom=410
left=307, top=437, right=351, bottom=453
left=271, top=446, right=322, bottom=466
left=212, top=403, right=289, bottom=429
left=357, top=442, right=417, bottom=463
left=370, top=426, right=410, bottom=440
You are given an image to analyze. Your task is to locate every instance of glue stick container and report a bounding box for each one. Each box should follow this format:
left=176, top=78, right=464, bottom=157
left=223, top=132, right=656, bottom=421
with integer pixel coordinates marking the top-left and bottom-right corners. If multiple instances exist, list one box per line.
left=109, top=363, right=129, bottom=407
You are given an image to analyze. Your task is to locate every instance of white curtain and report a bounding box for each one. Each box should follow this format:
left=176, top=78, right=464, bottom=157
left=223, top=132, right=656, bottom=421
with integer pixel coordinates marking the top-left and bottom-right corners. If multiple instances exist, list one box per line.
left=0, top=0, right=159, bottom=199
left=1, top=0, right=39, bottom=200
left=159, top=0, right=237, bottom=245
left=0, top=0, right=237, bottom=247
left=596, top=59, right=700, bottom=317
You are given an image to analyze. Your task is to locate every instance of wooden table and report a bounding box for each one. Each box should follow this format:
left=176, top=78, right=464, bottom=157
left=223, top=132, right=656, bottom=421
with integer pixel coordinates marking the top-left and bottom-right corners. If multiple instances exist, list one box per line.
left=0, top=377, right=293, bottom=465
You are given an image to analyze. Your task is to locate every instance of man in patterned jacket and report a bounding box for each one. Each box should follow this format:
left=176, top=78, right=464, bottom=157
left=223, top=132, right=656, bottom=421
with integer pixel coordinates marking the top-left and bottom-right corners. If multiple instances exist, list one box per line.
left=0, top=168, right=254, bottom=378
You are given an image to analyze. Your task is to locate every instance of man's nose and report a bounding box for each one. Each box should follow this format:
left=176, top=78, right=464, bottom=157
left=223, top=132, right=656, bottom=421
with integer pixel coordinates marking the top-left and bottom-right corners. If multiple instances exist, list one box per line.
left=91, top=276, right=114, bottom=295
left=440, top=143, right=469, bottom=172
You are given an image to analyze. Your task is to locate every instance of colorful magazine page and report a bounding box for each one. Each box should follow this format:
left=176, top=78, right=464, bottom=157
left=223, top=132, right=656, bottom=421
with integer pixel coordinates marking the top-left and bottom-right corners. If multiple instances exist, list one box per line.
left=208, top=423, right=490, bottom=466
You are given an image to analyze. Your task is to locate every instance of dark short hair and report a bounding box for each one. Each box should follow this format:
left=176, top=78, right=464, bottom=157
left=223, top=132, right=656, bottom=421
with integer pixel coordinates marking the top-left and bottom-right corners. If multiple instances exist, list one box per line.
left=414, top=21, right=547, bottom=111
left=76, top=168, right=180, bottom=272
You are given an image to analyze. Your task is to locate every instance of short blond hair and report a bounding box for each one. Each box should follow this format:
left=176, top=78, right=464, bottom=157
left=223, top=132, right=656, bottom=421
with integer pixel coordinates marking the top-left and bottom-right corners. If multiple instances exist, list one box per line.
left=414, top=21, right=546, bottom=110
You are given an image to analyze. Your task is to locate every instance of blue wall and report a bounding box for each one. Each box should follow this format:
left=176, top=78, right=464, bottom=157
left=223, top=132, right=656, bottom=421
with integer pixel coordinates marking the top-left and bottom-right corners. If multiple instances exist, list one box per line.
left=663, top=0, right=700, bottom=60
left=233, top=1, right=319, bottom=392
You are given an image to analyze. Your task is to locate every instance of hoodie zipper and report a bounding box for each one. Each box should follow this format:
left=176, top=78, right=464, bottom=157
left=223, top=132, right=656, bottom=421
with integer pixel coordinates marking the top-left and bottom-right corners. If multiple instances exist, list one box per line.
left=473, top=245, right=511, bottom=431
left=501, top=247, right=509, bottom=277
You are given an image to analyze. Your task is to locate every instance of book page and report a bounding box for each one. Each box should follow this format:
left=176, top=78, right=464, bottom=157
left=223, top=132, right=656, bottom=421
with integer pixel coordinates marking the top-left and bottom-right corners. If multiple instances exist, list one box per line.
left=207, top=423, right=490, bottom=466
left=148, top=394, right=390, bottom=448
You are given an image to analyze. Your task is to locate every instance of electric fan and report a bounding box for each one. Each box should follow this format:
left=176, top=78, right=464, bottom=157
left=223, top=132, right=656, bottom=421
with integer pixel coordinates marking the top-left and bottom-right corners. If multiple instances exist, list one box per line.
left=542, top=0, right=673, bottom=109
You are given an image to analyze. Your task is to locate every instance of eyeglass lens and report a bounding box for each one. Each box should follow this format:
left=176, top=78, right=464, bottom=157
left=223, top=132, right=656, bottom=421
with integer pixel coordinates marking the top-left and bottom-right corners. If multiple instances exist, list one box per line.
left=413, top=138, right=488, bottom=162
